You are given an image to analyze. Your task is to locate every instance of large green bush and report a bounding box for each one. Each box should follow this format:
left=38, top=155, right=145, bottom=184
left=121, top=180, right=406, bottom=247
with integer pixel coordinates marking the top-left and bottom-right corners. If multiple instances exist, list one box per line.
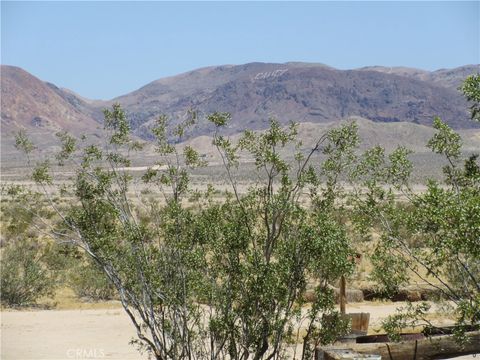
left=14, top=106, right=358, bottom=359
left=349, top=79, right=480, bottom=341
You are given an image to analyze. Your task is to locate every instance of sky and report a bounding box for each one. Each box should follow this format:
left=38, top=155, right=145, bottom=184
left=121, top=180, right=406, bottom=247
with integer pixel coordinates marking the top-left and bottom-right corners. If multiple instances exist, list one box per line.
left=1, top=1, right=479, bottom=100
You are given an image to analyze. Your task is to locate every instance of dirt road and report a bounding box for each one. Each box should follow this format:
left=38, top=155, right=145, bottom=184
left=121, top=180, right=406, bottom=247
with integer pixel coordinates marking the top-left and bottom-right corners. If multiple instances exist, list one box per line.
left=1, top=303, right=477, bottom=359
left=1, top=308, right=141, bottom=360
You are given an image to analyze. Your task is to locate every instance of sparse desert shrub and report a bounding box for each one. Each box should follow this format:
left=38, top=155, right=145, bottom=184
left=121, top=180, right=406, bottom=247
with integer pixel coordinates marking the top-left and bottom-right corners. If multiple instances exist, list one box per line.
left=1, top=239, right=57, bottom=306
left=69, top=259, right=117, bottom=301
left=0, top=186, right=61, bottom=306
left=349, top=80, right=480, bottom=341
left=14, top=105, right=358, bottom=359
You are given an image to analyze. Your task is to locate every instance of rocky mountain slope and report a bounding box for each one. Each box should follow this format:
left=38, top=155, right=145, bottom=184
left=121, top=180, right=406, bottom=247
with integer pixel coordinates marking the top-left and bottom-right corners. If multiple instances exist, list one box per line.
left=2, top=62, right=479, bottom=145
left=1, top=65, right=101, bottom=136
left=357, top=64, right=479, bottom=90
left=110, top=63, right=479, bottom=139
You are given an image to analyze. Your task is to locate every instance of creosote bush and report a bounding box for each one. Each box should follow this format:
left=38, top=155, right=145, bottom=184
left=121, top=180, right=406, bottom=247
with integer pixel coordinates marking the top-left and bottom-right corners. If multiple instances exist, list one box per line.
left=11, top=74, right=479, bottom=357
left=13, top=105, right=358, bottom=359
left=348, top=77, right=480, bottom=342
left=69, top=258, right=117, bottom=301
left=1, top=238, right=57, bottom=306
left=0, top=187, right=59, bottom=306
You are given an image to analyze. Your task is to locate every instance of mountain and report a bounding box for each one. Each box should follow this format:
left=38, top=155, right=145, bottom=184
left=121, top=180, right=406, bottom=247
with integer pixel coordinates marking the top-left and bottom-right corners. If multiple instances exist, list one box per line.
left=357, top=64, right=479, bottom=91
left=1, top=65, right=101, bottom=135
left=1, top=65, right=105, bottom=168
left=1, top=62, right=479, bottom=145
left=102, top=62, right=478, bottom=139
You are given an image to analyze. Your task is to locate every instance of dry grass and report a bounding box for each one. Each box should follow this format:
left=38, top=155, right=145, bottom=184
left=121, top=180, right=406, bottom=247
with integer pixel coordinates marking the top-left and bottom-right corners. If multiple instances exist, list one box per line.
left=36, top=287, right=122, bottom=311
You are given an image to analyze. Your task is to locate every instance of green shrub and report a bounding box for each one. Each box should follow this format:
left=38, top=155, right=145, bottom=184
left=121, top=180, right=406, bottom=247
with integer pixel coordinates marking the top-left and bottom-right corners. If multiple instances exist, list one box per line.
left=1, top=239, right=57, bottom=306
left=69, top=259, right=117, bottom=301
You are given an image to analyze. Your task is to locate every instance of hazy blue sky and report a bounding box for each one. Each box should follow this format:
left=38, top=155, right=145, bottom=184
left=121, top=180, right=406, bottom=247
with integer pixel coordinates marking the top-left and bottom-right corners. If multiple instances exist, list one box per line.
left=2, top=1, right=479, bottom=100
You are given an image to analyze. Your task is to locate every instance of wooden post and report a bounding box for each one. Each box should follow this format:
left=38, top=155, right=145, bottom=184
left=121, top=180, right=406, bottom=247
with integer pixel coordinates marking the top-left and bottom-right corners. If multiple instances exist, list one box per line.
left=340, top=275, right=346, bottom=315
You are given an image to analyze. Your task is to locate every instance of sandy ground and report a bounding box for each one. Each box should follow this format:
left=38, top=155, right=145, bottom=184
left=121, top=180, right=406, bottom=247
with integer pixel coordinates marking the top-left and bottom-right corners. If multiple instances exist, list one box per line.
left=1, top=303, right=478, bottom=360
left=1, top=308, right=141, bottom=360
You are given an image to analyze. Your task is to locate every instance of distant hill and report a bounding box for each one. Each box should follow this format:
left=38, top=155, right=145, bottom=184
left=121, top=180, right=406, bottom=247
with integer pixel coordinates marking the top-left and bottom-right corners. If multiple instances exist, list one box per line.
left=357, top=65, right=480, bottom=91
left=103, top=62, right=479, bottom=139
left=1, top=62, right=479, bottom=146
left=178, top=117, right=480, bottom=161
left=114, top=118, right=480, bottom=184
left=1, top=65, right=101, bottom=136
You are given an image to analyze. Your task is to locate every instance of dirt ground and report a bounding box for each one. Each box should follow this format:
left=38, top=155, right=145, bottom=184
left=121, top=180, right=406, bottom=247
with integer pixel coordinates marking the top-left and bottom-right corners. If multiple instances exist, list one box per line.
left=1, top=308, right=140, bottom=360
left=1, top=302, right=477, bottom=360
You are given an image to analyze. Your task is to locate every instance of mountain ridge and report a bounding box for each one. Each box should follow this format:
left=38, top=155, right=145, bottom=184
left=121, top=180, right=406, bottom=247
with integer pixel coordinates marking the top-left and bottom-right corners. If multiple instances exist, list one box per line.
left=1, top=65, right=101, bottom=135
left=1, top=62, right=479, bottom=144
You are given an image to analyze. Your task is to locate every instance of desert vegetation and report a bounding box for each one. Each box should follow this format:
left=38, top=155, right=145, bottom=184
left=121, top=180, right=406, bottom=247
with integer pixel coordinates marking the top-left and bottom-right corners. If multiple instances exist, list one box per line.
left=1, top=75, right=479, bottom=359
